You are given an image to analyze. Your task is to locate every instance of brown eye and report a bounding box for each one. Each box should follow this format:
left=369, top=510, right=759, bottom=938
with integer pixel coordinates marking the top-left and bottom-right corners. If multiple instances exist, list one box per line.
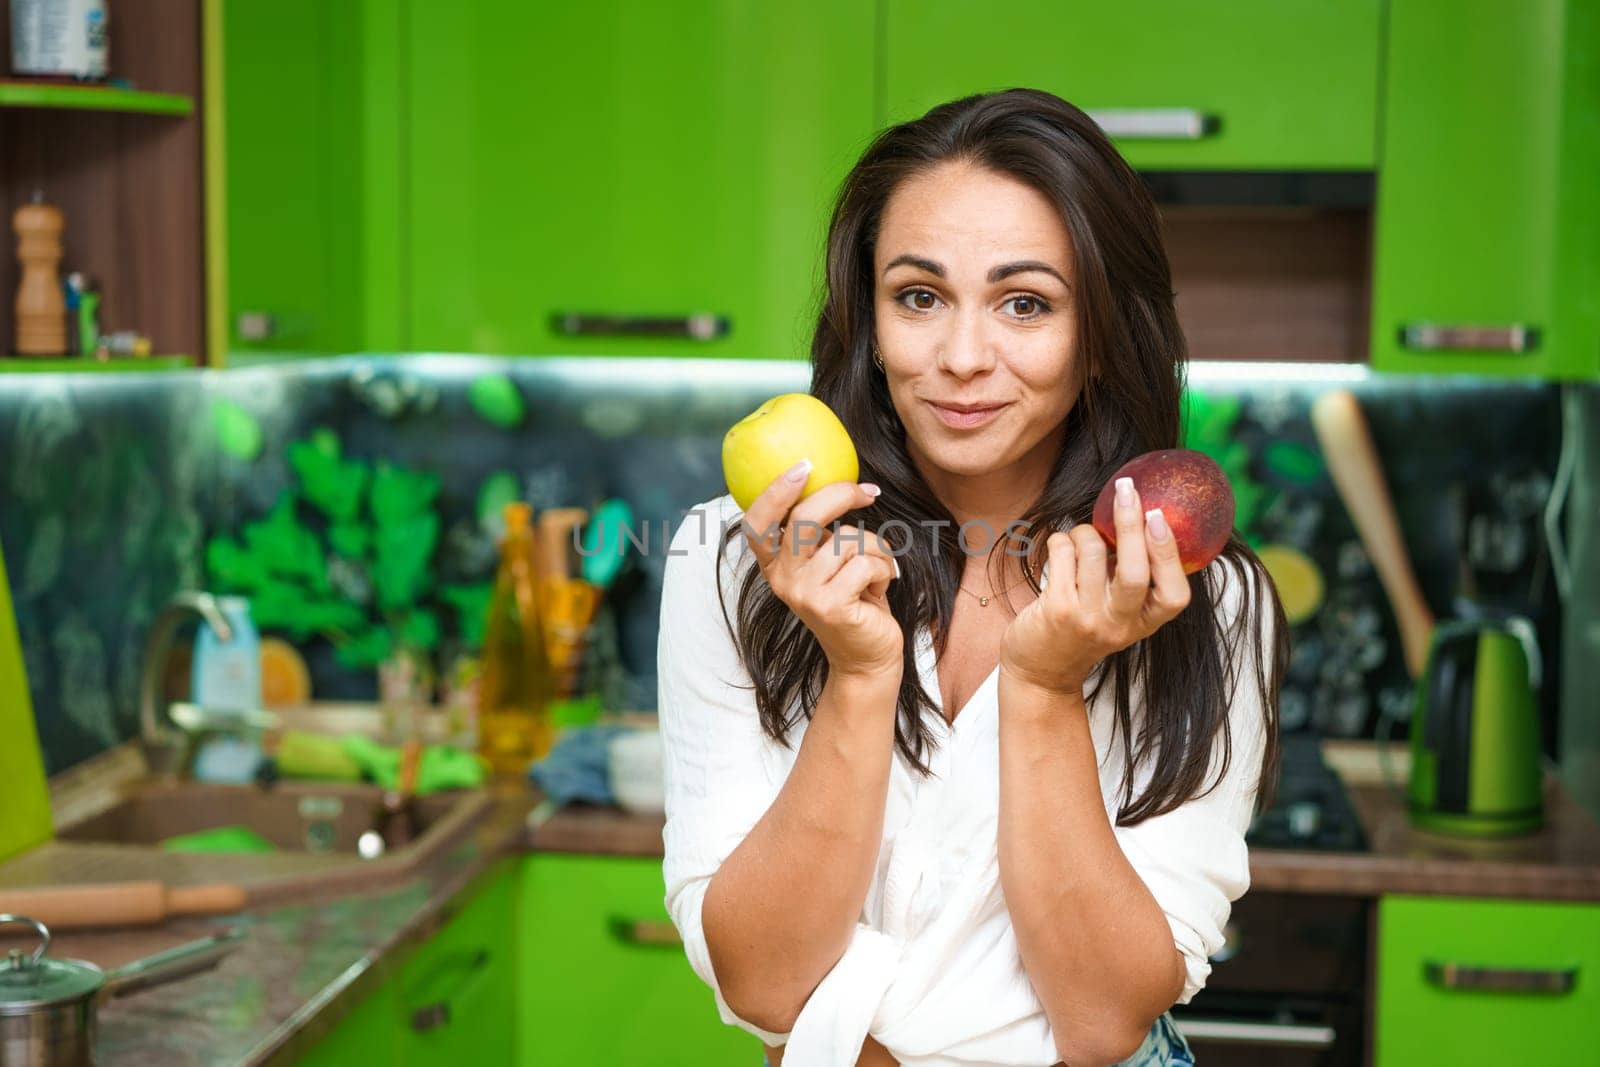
left=898, top=288, right=941, bottom=312
left=1006, top=295, right=1050, bottom=318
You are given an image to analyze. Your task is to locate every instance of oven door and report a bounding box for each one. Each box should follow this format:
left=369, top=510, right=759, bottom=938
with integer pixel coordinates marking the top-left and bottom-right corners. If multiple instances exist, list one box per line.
left=1171, top=990, right=1361, bottom=1066
left=1169, top=891, right=1371, bottom=1066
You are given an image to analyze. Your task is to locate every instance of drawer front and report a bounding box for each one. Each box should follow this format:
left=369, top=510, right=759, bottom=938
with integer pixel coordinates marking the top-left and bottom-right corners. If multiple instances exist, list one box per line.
left=521, top=853, right=762, bottom=1065
left=396, top=860, right=519, bottom=1064
left=1375, top=895, right=1599, bottom=1064
left=884, top=0, right=1381, bottom=170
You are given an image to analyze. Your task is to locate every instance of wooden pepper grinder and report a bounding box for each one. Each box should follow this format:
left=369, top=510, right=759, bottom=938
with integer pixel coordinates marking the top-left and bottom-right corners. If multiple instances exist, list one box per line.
left=13, top=193, right=68, bottom=357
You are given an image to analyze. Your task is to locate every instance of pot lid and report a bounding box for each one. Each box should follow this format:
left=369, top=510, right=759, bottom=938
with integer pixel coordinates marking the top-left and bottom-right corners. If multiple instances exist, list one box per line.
left=0, top=915, right=103, bottom=1014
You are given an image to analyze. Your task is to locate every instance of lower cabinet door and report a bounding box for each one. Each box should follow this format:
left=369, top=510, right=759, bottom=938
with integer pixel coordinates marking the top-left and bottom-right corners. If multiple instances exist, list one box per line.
left=520, top=853, right=763, bottom=1066
left=1375, top=895, right=1599, bottom=1064
left=294, top=980, right=401, bottom=1067
left=395, top=859, right=520, bottom=1064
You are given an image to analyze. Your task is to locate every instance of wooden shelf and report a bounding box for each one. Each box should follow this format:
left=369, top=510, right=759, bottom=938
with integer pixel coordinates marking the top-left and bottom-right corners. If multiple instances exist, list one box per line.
left=0, top=80, right=192, bottom=116
left=0, top=356, right=192, bottom=374
left=0, top=0, right=206, bottom=363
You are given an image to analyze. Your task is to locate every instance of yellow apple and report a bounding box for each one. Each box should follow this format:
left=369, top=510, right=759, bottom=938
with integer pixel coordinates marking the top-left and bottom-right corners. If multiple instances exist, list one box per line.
left=722, top=393, right=860, bottom=511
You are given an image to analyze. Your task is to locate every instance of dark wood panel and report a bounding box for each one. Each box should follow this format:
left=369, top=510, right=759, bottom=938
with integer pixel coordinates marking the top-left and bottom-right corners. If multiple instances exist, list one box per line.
left=0, top=0, right=204, bottom=362
left=1165, top=207, right=1373, bottom=363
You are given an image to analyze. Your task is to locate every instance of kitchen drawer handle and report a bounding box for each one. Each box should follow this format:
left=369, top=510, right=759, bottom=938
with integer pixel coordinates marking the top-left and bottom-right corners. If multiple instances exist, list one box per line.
left=409, top=948, right=491, bottom=1033
left=1085, top=108, right=1219, bottom=140
left=1399, top=322, right=1539, bottom=353
left=553, top=313, right=730, bottom=341
left=609, top=917, right=682, bottom=948
left=1172, top=1018, right=1335, bottom=1049
left=1424, top=960, right=1578, bottom=994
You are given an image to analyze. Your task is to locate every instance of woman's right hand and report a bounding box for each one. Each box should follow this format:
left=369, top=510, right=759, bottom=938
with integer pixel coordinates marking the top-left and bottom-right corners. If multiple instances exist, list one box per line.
left=741, top=460, right=903, bottom=682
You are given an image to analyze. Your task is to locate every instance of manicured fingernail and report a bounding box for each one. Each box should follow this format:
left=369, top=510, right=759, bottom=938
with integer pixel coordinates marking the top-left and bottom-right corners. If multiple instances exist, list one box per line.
left=860, top=482, right=882, bottom=498
left=1116, top=477, right=1135, bottom=511
left=891, top=556, right=901, bottom=579
left=1146, top=507, right=1170, bottom=542
left=785, top=459, right=813, bottom=483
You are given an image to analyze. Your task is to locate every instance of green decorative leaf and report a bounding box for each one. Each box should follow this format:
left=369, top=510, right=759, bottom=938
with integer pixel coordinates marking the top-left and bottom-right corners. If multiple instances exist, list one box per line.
left=476, top=470, right=521, bottom=528
left=371, top=464, right=440, bottom=526
left=329, top=522, right=370, bottom=559
left=398, top=609, right=441, bottom=651
left=244, top=493, right=329, bottom=594
left=337, top=626, right=393, bottom=669
left=441, top=582, right=493, bottom=649
left=373, top=512, right=439, bottom=612
left=288, top=431, right=368, bottom=522
left=249, top=580, right=322, bottom=637
left=206, top=536, right=269, bottom=591
left=212, top=400, right=263, bottom=461
left=468, top=374, right=525, bottom=429
left=1264, top=440, right=1325, bottom=485
left=299, top=597, right=366, bottom=636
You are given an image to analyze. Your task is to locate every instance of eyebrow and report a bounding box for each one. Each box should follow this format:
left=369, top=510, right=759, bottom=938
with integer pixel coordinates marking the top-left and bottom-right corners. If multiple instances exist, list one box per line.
left=882, top=254, right=1069, bottom=287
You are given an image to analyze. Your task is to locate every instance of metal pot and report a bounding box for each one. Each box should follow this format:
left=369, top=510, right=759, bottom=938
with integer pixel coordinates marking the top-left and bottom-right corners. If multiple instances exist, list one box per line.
left=0, top=914, right=244, bottom=1066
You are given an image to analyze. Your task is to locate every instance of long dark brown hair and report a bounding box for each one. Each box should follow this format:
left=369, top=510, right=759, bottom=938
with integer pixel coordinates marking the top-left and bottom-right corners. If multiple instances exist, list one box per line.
left=717, top=89, right=1285, bottom=824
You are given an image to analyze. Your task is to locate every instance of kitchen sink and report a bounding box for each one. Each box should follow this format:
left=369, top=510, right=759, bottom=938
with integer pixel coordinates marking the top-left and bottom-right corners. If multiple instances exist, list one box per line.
left=0, top=774, right=493, bottom=904
left=57, top=780, right=470, bottom=854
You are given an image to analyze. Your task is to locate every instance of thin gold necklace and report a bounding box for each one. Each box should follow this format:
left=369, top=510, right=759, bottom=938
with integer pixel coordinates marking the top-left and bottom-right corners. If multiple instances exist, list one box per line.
left=957, top=572, right=1031, bottom=607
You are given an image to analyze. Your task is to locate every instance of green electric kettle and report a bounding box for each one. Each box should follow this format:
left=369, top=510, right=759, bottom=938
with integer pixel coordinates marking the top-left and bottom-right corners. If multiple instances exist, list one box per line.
left=1408, top=614, right=1545, bottom=836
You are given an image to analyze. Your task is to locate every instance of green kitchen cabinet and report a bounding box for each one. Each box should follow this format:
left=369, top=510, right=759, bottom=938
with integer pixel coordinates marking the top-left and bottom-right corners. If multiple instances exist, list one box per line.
left=1374, top=895, right=1600, bottom=1064
left=294, top=860, right=518, bottom=1066
left=222, top=0, right=400, bottom=357
left=0, top=541, right=51, bottom=865
left=404, top=0, right=875, bottom=359
left=293, top=980, right=401, bottom=1067
left=394, top=858, right=520, bottom=1063
left=519, top=853, right=761, bottom=1066
left=882, top=0, right=1381, bottom=170
left=1369, top=0, right=1600, bottom=379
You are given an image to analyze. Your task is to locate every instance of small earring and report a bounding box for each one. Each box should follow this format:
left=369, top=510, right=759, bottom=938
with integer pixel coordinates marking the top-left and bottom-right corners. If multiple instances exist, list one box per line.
left=872, top=344, right=885, bottom=371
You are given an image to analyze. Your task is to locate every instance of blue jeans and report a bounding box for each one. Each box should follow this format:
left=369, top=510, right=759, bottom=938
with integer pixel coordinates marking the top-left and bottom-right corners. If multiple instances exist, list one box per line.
left=1115, top=1012, right=1196, bottom=1066
left=759, top=1012, right=1196, bottom=1065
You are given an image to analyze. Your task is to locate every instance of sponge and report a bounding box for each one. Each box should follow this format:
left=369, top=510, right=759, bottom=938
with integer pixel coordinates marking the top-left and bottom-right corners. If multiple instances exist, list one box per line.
left=160, top=825, right=278, bottom=853
left=274, top=730, right=364, bottom=781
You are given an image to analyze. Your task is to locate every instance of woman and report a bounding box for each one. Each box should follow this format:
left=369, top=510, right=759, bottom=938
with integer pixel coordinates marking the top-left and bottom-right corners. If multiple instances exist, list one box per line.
left=657, top=89, right=1287, bottom=1067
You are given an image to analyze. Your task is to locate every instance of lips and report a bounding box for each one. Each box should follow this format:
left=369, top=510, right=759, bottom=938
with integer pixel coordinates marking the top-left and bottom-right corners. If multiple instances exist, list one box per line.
left=927, top=400, right=1008, bottom=429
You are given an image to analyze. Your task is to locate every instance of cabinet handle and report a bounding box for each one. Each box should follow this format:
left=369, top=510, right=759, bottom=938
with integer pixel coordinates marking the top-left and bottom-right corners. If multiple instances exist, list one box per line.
left=609, top=917, right=682, bottom=948
left=236, top=311, right=277, bottom=342
left=553, top=313, right=730, bottom=341
left=1172, top=1018, right=1335, bottom=1049
left=408, top=948, right=491, bottom=1032
left=1424, top=961, right=1578, bottom=994
left=1398, top=323, right=1539, bottom=353
left=1085, top=108, right=1219, bottom=140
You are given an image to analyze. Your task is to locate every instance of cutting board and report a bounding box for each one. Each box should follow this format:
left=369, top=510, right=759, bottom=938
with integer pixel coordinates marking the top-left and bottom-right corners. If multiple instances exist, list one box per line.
left=0, top=540, right=52, bottom=863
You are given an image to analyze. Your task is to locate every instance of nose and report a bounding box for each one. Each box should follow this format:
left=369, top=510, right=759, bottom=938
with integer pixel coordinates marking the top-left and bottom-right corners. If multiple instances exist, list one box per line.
left=935, top=307, right=997, bottom=380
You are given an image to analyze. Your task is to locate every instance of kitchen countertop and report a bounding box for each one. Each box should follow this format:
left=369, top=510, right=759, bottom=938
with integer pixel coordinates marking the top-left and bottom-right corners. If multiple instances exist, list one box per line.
left=6, top=739, right=1596, bottom=1065
left=0, top=780, right=538, bottom=1067
left=527, top=740, right=1600, bottom=903
left=1247, top=741, right=1600, bottom=900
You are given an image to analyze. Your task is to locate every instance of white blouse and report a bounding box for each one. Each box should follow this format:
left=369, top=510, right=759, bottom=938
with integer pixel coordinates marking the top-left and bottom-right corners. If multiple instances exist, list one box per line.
left=658, top=493, right=1272, bottom=1067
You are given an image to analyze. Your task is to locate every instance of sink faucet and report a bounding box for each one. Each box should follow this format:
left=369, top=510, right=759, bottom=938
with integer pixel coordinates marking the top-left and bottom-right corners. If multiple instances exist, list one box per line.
left=138, top=591, right=236, bottom=777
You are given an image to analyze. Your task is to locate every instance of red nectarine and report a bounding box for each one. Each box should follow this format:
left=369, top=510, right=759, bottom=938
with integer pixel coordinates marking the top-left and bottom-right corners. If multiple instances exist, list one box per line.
left=1092, top=449, right=1235, bottom=575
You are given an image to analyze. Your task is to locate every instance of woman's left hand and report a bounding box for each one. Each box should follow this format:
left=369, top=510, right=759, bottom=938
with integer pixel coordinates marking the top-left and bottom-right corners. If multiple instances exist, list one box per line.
left=1000, top=477, right=1192, bottom=695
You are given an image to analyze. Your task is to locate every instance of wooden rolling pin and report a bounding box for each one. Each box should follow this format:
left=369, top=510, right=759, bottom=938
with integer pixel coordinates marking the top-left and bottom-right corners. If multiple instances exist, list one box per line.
left=0, top=881, right=247, bottom=930
left=1309, top=388, right=1436, bottom=678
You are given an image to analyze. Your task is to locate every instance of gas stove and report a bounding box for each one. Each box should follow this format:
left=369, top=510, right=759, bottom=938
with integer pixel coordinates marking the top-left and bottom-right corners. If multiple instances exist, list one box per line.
left=1246, top=732, right=1368, bottom=852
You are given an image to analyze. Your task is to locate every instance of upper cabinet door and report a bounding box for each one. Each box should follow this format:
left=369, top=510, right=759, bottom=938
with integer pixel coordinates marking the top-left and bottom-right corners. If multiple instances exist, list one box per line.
left=882, top=0, right=1382, bottom=170
left=1370, top=0, right=1600, bottom=379
left=223, top=0, right=371, bottom=357
left=406, top=1, right=875, bottom=358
